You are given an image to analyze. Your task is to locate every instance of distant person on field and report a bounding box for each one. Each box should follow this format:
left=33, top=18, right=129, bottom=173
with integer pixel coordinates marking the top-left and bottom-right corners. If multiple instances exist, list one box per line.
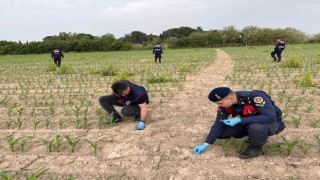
left=98, top=80, right=149, bottom=130
left=51, top=48, right=64, bottom=67
left=193, top=87, right=286, bottom=159
left=271, top=39, right=285, bottom=62
left=153, top=44, right=163, bottom=63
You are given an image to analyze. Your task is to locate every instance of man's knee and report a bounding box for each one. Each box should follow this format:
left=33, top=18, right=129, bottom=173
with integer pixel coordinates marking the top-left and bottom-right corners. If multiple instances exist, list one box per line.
left=248, top=123, right=268, bottom=136
left=121, top=106, right=140, bottom=116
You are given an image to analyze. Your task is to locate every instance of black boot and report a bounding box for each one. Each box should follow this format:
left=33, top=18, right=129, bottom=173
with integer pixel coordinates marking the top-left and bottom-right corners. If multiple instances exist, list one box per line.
left=239, top=144, right=263, bottom=159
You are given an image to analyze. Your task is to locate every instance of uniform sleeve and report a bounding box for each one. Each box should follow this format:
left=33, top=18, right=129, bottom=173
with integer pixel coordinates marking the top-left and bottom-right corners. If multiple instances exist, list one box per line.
left=205, top=107, right=229, bottom=144
left=61, top=51, right=64, bottom=58
left=241, top=91, right=277, bottom=125
left=136, top=94, right=149, bottom=104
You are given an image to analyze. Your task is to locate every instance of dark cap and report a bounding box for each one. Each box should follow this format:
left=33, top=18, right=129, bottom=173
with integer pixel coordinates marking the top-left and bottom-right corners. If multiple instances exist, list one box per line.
left=208, top=87, right=231, bottom=102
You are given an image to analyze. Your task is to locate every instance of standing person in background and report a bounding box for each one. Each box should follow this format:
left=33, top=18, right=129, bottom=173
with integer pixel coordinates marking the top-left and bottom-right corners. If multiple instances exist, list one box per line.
left=51, top=48, right=64, bottom=67
left=153, top=44, right=163, bottom=63
left=271, top=39, right=285, bottom=62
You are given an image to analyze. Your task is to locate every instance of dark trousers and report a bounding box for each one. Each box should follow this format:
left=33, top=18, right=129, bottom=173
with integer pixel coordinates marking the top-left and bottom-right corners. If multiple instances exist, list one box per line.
left=54, top=58, right=61, bottom=67
left=218, top=122, right=280, bottom=146
left=155, top=53, right=162, bottom=63
left=271, top=51, right=282, bottom=61
left=98, top=95, right=140, bottom=117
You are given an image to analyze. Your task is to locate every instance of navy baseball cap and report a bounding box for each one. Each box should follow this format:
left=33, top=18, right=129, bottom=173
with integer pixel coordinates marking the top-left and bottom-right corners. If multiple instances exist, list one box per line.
left=208, top=87, right=231, bottom=102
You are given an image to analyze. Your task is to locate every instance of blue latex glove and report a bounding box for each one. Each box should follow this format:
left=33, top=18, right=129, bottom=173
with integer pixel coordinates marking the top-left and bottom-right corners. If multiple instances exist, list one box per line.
left=223, top=117, right=241, bottom=126
left=135, top=121, right=145, bottom=130
left=193, top=143, right=208, bottom=155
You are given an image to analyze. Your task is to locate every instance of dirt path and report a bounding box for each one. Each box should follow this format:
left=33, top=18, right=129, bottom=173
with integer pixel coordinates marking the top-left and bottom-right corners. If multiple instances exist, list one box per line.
left=1, top=49, right=319, bottom=179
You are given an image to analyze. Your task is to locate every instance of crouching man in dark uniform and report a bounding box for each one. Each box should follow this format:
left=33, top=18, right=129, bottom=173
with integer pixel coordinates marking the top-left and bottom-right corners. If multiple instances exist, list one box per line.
left=271, top=39, right=285, bottom=62
left=153, top=44, right=163, bottom=63
left=98, top=80, right=149, bottom=130
left=193, top=87, right=285, bottom=159
left=51, top=48, right=64, bottom=67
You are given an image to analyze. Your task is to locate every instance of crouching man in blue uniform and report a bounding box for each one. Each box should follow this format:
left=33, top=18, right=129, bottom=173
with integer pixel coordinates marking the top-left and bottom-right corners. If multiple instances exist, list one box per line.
left=271, top=39, right=285, bottom=62
left=99, top=80, right=149, bottom=130
left=193, top=87, right=285, bottom=159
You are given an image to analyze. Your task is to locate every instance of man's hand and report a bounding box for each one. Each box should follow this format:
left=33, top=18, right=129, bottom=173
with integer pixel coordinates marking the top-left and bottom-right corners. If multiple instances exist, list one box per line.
left=135, top=121, right=145, bottom=130
left=193, top=143, right=208, bottom=155
left=223, top=117, right=241, bottom=126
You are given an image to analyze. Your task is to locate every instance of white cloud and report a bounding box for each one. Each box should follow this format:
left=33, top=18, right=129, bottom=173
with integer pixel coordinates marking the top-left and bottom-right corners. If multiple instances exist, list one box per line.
left=0, top=0, right=319, bottom=42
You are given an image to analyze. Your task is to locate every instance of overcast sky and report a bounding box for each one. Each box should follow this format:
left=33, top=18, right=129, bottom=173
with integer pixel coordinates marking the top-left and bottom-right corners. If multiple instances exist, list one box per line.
left=1, top=0, right=319, bottom=42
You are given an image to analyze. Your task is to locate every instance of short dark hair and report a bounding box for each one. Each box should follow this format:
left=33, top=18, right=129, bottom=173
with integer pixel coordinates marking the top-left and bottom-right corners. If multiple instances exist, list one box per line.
left=111, top=83, right=128, bottom=96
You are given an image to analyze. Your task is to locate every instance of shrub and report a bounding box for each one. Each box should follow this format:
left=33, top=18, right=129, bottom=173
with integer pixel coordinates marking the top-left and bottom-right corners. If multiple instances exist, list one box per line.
left=179, top=64, right=193, bottom=73
left=112, top=69, right=134, bottom=82
left=46, top=64, right=57, bottom=72
left=57, top=65, right=75, bottom=74
left=299, top=72, right=314, bottom=87
left=281, top=55, right=303, bottom=68
left=102, top=65, right=118, bottom=76
left=146, top=75, right=176, bottom=83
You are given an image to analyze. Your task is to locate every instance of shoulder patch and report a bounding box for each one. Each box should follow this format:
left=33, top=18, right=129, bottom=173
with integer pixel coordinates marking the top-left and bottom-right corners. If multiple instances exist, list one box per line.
left=253, top=96, right=264, bottom=104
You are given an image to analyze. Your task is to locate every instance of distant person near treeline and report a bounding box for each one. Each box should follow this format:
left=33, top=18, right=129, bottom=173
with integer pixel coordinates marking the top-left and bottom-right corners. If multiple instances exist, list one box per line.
left=51, top=48, right=64, bottom=67
left=153, top=44, right=163, bottom=63
left=271, top=39, right=285, bottom=62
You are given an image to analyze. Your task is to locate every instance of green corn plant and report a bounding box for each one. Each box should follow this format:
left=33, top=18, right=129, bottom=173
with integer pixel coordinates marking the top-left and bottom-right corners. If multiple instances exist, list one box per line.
left=305, top=104, right=313, bottom=113
left=6, top=106, right=15, bottom=117
left=95, top=107, right=103, bottom=115
left=65, top=135, right=81, bottom=153
left=107, top=111, right=120, bottom=125
left=31, top=106, right=36, bottom=117
left=83, top=107, right=89, bottom=117
left=5, top=120, right=13, bottom=129
left=59, top=118, right=65, bottom=129
left=20, top=137, right=33, bottom=152
left=292, top=115, right=301, bottom=128
left=83, top=117, right=88, bottom=129
left=311, top=118, right=320, bottom=128
left=0, top=95, right=9, bottom=106
left=315, top=135, right=320, bottom=146
left=234, top=139, right=248, bottom=153
left=66, top=174, right=75, bottom=180
left=98, top=115, right=106, bottom=129
left=40, top=139, right=55, bottom=152
left=45, top=117, right=50, bottom=129
left=265, top=142, right=282, bottom=155
left=49, top=106, right=55, bottom=116
left=73, top=118, right=82, bottom=129
left=25, top=168, right=49, bottom=180
left=7, top=136, right=23, bottom=152
left=222, top=139, right=231, bottom=156
left=80, top=97, right=87, bottom=107
left=72, top=105, right=81, bottom=118
left=40, top=108, right=47, bottom=117
left=55, top=135, right=63, bottom=152
left=282, top=137, right=299, bottom=156
left=293, top=102, right=299, bottom=111
left=33, top=118, right=41, bottom=130
left=299, top=142, right=313, bottom=155
left=14, top=118, right=23, bottom=130
left=16, top=107, right=25, bottom=117
left=0, top=171, right=16, bottom=180
left=85, top=139, right=99, bottom=155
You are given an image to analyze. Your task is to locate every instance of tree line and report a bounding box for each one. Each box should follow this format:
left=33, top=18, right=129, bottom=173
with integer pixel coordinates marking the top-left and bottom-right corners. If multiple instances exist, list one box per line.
left=1, top=25, right=320, bottom=55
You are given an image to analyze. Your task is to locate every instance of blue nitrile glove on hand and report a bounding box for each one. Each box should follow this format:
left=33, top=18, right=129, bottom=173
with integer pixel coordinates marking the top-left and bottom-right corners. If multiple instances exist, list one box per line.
left=135, top=121, right=145, bottom=130
left=193, top=143, right=208, bottom=155
left=223, top=117, right=241, bottom=126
